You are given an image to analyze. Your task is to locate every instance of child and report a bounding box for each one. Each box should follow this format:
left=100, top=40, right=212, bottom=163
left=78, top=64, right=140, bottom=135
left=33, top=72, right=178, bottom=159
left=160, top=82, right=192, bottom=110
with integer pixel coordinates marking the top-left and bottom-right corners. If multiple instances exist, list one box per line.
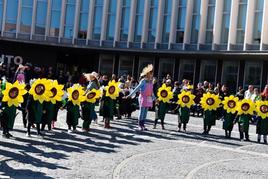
left=203, top=109, right=217, bottom=135
left=256, top=104, right=268, bottom=144
left=100, top=89, right=114, bottom=128
left=154, top=99, right=169, bottom=130
left=81, top=99, right=95, bottom=132
left=64, top=91, right=80, bottom=133
left=1, top=102, right=17, bottom=138
left=178, top=105, right=190, bottom=132
left=223, top=111, right=236, bottom=138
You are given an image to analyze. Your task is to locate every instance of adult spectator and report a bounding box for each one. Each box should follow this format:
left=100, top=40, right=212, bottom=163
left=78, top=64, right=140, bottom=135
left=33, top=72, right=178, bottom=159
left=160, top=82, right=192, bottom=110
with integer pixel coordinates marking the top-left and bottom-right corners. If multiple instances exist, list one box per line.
left=236, top=86, right=245, bottom=100
left=261, top=85, right=268, bottom=101
left=244, top=85, right=254, bottom=100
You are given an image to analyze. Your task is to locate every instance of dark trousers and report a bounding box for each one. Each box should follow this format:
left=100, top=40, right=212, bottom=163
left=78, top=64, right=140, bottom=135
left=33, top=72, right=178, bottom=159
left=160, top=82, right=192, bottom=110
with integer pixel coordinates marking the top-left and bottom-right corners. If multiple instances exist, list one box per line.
left=27, top=123, right=40, bottom=135
left=22, top=110, right=27, bottom=128
left=203, top=124, right=211, bottom=134
left=225, top=130, right=232, bottom=138
left=1, top=118, right=9, bottom=135
left=178, top=123, right=187, bottom=130
left=238, top=124, right=249, bottom=140
left=41, top=122, right=51, bottom=131
left=68, top=125, right=76, bottom=131
left=154, top=118, right=164, bottom=126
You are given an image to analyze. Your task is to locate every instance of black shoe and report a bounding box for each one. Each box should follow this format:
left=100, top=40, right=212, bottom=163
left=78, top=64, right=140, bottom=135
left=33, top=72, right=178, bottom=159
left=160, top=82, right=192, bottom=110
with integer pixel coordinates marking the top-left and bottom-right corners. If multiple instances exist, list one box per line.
left=7, top=133, right=13, bottom=138
left=258, top=139, right=261, bottom=143
left=244, top=138, right=250, bottom=142
left=2, top=134, right=9, bottom=138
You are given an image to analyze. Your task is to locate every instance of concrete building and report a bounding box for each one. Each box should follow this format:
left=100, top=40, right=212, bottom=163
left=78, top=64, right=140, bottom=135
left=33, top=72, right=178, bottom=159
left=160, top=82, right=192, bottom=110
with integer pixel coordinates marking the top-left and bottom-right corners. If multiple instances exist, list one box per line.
left=0, top=0, right=267, bottom=91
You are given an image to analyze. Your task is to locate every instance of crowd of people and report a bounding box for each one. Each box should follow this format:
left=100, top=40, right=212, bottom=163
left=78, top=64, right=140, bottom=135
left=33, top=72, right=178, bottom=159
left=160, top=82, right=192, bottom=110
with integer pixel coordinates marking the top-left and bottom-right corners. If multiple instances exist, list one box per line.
left=0, top=63, right=268, bottom=145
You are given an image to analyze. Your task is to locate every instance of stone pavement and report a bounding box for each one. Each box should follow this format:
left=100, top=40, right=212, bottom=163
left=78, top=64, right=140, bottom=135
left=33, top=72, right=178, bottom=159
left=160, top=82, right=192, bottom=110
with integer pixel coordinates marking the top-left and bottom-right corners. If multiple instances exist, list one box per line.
left=0, top=110, right=268, bottom=179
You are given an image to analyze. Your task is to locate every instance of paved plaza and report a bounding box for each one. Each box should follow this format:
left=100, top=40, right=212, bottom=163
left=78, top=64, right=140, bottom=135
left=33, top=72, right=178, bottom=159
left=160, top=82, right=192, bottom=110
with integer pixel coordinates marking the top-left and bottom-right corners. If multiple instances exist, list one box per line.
left=1, top=110, right=268, bottom=179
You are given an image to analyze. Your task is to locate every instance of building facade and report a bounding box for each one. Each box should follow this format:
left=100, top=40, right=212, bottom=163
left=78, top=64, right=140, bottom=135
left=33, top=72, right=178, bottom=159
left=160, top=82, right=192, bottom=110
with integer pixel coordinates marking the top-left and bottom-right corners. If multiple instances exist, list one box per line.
left=0, top=0, right=267, bottom=92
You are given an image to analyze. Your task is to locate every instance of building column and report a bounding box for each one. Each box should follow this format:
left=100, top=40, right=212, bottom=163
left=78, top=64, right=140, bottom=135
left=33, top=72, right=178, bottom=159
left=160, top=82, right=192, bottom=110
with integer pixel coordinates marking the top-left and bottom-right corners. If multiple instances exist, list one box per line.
left=155, top=0, right=164, bottom=46
left=16, top=0, right=22, bottom=38
left=45, top=0, right=52, bottom=39
left=212, top=0, right=224, bottom=48
left=127, top=0, right=137, bottom=45
left=30, top=0, right=37, bottom=40
left=87, top=0, right=95, bottom=42
left=141, top=0, right=150, bottom=44
left=168, top=0, right=179, bottom=48
left=113, top=0, right=122, bottom=46
left=73, top=0, right=81, bottom=44
left=260, top=0, right=268, bottom=50
left=59, top=0, right=66, bottom=42
left=198, top=0, right=208, bottom=45
left=100, top=0, right=109, bottom=43
left=227, top=0, right=239, bottom=50
left=244, top=0, right=255, bottom=50
left=183, top=0, right=194, bottom=46
left=1, top=0, right=7, bottom=36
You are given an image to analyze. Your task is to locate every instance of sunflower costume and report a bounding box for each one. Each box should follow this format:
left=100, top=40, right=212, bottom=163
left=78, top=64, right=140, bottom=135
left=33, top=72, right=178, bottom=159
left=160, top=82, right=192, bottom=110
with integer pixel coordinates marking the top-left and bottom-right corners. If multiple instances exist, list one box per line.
left=222, top=95, right=239, bottom=138
left=154, top=84, right=173, bottom=129
left=177, top=91, right=195, bottom=131
left=65, top=84, right=85, bottom=131
left=82, top=89, right=101, bottom=131
left=41, top=80, right=64, bottom=131
left=200, top=93, right=221, bottom=134
left=236, top=99, right=255, bottom=141
left=255, top=101, right=268, bottom=143
left=1, top=81, right=27, bottom=138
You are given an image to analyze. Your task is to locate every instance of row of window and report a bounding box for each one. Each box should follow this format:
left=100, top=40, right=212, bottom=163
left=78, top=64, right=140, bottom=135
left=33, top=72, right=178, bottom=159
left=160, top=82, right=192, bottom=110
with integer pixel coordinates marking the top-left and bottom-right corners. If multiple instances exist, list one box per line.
left=99, top=55, right=264, bottom=92
left=0, top=0, right=265, bottom=45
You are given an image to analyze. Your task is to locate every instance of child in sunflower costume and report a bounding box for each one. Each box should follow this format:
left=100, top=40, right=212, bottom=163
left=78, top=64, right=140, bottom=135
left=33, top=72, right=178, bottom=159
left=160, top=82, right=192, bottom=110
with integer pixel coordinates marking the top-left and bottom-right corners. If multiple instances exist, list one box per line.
left=255, top=101, right=268, bottom=143
left=26, top=79, right=52, bottom=137
left=154, top=83, right=173, bottom=130
left=236, top=99, right=255, bottom=141
left=64, top=84, right=84, bottom=133
left=41, top=81, right=64, bottom=132
left=222, top=96, right=238, bottom=138
left=1, top=81, right=27, bottom=138
left=100, top=89, right=114, bottom=128
left=81, top=88, right=101, bottom=131
left=200, top=93, right=221, bottom=135
left=176, top=91, right=195, bottom=132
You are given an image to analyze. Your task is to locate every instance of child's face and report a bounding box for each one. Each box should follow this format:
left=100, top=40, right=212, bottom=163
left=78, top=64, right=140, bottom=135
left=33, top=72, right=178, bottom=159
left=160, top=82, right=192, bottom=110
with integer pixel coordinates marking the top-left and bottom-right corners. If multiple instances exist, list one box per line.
left=35, top=84, right=45, bottom=95
left=9, top=87, right=19, bottom=99
left=206, top=98, right=215, bottom=105
left=87, top=92, right=96, bottom=99
left=260, top=105, right=268, bottom=113
left=227, top=101, right=235, bottom=108
left=108, top=86, right=115, bottom=94
left=242, top=103, right=250, bottom=111
left=72, top=90, right=79, bottom=100
left=182, top=96, right=190, bottom=103
left=160, top=90, right=168, bottom=98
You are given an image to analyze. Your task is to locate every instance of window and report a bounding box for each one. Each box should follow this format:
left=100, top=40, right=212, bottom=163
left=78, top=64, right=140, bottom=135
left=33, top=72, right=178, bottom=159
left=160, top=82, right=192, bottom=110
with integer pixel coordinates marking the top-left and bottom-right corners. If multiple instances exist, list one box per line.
left=49, top=0, right=62, bottom=37
left=35, top=0, right=48, bottom=35
left=5, top=0, right=19, bottom=32
left=99, top=55, right=114, bottom=76
left=120, top=0, right=131, bottom=41
left=178, top=59, right=195, bottom=83
left=0, top=0, right=3, bottom=31
left=78, top=0, right=90, bottom=39
left=162, top=0, right=172, bottom=43
left=63, top=0, right=76, bottom=38
left=148, top=0, right=158, bottom=43
left=92, top=0, right=103, bottom=40
left=106, top=0, right=117, bottom=41
left=236, top=0, right=247, bottom=44
left=221, top=61, right=239, bottom=92
left=199, top=60, right=217, bottom=84
left=205, top=0, right=215, bottom=44
left=158, top=58, right=175, bottom=80
left=134, top=0, right=144, bottom=42
left=220, top=0, right=231, bottom=44
left=190, top=0, right=201, bottom=44
left=176, top=0, right=187, bottom=43
left=20, top=0, right=33, bottom=34
left=244, top=61, right=262, bottom=88
left=118, top=56, right=134, bottom=77
left=253, top=0, right=263, bottom=44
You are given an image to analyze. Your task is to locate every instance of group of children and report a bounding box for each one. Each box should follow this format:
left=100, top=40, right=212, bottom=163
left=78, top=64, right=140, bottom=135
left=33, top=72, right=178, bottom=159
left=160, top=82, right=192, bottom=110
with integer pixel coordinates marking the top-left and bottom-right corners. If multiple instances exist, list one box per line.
left=0, top=65, right=268, bottom=145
